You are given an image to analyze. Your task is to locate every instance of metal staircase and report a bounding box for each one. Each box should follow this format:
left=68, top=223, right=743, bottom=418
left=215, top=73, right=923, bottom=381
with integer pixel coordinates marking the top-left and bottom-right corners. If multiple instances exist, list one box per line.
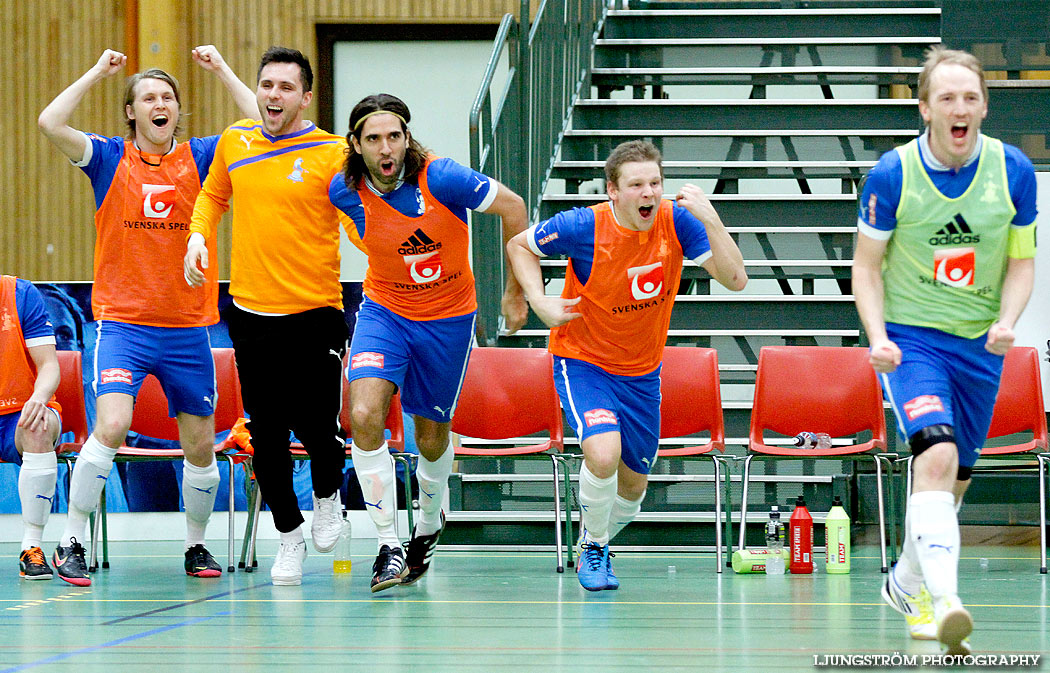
left=465, top=0, right=1050, bottom=543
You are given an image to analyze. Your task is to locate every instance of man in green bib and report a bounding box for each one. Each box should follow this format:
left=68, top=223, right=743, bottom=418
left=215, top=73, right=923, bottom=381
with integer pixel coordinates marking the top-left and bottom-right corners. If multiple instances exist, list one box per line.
left=853, top=46, right=1037, bottom=656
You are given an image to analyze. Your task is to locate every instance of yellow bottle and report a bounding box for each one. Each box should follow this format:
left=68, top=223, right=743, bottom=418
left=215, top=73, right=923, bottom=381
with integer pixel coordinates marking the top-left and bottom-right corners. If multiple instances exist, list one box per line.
left=333, top=510, right=352, bottom=574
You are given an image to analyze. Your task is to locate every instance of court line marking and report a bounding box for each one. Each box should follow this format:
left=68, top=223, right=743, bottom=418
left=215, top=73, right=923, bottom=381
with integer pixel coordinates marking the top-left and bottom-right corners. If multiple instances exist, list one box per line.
left=0, top=611, right=230, bottom=673
left=0, top=598, right=1044, bottom=608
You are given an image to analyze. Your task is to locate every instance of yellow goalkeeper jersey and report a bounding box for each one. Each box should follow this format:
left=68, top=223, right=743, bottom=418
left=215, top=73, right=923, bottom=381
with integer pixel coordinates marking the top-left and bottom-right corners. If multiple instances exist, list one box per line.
left=190, top=119, right=348, bottom=314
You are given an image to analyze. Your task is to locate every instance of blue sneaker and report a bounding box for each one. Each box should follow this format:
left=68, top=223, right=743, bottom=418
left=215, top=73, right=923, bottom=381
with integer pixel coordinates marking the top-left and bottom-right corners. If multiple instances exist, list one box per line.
left=578, top=541, right=609, bottom=591
left=604, top=550, right=619, bottom=590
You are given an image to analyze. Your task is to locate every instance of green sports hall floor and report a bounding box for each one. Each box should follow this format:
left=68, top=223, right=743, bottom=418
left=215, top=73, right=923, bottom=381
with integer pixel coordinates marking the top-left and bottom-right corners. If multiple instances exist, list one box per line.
left=0, top=536, right=1046, bottom=672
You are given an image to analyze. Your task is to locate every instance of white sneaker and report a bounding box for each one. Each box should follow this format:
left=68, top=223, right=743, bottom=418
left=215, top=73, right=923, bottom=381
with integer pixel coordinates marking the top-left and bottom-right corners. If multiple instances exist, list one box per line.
left=934, top=594, right=973, bottom=656
left=271, top=541, right=307, bottom=586
left=311, top=491, right=343, bottom=553
left=880, top=569, right=937, bottom=640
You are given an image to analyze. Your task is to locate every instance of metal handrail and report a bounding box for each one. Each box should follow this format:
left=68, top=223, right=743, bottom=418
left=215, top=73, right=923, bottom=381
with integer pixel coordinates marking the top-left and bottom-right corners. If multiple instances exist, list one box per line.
left=468, top=0, right=607, bottom=344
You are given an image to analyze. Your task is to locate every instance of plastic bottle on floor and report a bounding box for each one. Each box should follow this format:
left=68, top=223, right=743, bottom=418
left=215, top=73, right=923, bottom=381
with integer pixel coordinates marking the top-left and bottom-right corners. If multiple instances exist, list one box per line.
left=789, top=495, right=813, bottom=574
left=333, top=510, right=352, bottom=574
left=765, top=506, right=785, bottom=575
left=825, top=496, right=850, bottom=574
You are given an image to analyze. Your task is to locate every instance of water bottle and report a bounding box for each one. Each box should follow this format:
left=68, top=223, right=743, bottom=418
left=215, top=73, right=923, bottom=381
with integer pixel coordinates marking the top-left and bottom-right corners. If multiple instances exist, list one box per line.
left=333, top=509, right=352, bottom=574
left=731, top=548, right=788, bottom=574
left=825, top=496, right=850, bottom=574
left=794, top=432, right=832, bottom=450
left=764, top=506, right=785, bottom=575
left=789, top=495, right=814, bottom=574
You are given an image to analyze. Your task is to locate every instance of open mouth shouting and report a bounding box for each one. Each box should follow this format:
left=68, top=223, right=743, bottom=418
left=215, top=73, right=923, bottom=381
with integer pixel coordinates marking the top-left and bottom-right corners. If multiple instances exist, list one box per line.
left=266, top=105, right=283, bottom=121
left=151, top=115, right=169, bottom=128
left=379, top=158, right=397, bottom=177
left=638, top=204, right=655, bottom=219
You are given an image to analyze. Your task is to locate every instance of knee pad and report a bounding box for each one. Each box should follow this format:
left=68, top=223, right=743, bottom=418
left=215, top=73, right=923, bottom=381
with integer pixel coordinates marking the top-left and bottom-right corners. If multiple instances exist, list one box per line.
left=908, top=424, right=954, bottom=457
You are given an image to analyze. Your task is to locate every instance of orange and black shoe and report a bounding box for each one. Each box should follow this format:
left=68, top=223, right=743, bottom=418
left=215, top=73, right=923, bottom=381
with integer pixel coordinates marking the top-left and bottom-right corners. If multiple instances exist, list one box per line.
left=184, top=544, right=222, bottom=578
left=52, top=538, right=91, bottom=587
left=19, top=546, right=53, bottom=580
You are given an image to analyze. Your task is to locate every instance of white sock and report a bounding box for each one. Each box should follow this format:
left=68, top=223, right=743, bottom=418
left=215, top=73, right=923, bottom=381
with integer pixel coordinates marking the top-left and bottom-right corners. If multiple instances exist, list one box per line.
left=893, top=505, right=924, bottom=594
left=63, top=434, right=118, bottom=547
left=280, top=527, right=305, bottom=546
left=415, top=442, right=453, bottom=536
left=182, top=457, right=220, bottom=548
left=352, top=441, right=399, bottom=549
left=909, top=490, right=960, bottom=600
left=578, top=463, right=617, bottom=546
left=19, top=452, right=57, bottom=550
left=607, top=492, right=644, bottom=544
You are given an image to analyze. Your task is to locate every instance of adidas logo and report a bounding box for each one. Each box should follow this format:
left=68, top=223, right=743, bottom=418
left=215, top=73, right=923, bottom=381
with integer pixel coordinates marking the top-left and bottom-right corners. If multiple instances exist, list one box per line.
left=398, top=228, right=442, bottom=255
left=929, top=214, right=980, bottom=245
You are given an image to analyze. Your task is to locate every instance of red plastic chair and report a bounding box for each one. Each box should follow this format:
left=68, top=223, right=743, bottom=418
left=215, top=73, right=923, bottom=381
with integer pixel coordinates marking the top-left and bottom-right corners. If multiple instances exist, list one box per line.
left=54, top=350, right=89, bottom=456
left=657, top=347, right=729, bottom=571
left=900, top=346, right=1049, bottom=573
left=740, top=346, right=894, bottom=571
left=90, top=348, right=244, bottom=571
left=450, top=347, right=567, bottom=570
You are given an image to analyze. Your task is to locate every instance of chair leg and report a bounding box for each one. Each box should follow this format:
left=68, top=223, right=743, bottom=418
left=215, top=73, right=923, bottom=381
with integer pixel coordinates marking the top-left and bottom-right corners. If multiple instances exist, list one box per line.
left=722, top=456, right=735, bottom=566
left=1039, top=454, right=1048, bottom=574
left=563, top=457, right=576, bottom=569
left=711, top=456, right=723, bottom=574
left=244, top=479, right=263, bottom=573
left=737, top=455, right=754, bottom=551
left=873, top=455, right=889, bottom=573
left=550, top=455, right=565, bottom=573
left=226, top=457, right=236, bottom=573
left=89, top=485, right=103, bottom=572
left=238, top=475, right=255, bottom=570
left=392, top=453, right=416, bottom=536
left=100, top=489, right=109, bottom=569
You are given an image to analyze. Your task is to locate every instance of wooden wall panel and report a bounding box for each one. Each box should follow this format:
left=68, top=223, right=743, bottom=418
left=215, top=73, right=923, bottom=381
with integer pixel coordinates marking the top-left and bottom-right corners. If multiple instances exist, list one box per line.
left=9, top=0, right=515, bottom=281
left=5, top=0, right=125, bottom=281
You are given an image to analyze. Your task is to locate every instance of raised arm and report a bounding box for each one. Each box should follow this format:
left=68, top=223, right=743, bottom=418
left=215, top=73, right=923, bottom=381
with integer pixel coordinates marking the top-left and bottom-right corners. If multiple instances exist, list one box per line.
left=191, top=45, right=258, bottom=121
left=676, top=184, right=747, bottom=291
left=852, top=232, right=901, bottom=372
left=481, top=180, right=529, bottom=333
left=38, top=49, right=126, bottom=162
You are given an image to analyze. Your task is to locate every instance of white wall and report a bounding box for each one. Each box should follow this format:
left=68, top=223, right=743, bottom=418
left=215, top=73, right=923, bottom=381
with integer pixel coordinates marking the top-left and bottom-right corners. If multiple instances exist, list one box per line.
left=332, top=40, right=507, bottom=281
left=1012, top=171, right=1050, bottom=410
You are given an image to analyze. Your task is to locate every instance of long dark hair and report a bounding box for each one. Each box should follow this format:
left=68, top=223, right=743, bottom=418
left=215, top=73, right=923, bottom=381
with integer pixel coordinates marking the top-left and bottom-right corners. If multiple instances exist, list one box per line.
left=342, top=93, right=428, bottom=189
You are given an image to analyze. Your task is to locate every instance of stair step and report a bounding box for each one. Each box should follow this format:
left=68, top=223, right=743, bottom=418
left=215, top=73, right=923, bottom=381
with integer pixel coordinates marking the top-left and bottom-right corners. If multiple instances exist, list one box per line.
left=551, top=159, right=874, bottom=180
left=571, top=99, right=918, bottom=131
left=539, top=194, right=860, bottom=224
left=592, top=65, right=921, bottom=87
left=597, top=36, right=936, bottom=46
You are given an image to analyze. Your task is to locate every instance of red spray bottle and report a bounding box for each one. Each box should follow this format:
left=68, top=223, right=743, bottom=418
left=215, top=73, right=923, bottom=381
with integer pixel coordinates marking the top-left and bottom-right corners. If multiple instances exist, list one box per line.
left=789, top=495, right=813, bottom=574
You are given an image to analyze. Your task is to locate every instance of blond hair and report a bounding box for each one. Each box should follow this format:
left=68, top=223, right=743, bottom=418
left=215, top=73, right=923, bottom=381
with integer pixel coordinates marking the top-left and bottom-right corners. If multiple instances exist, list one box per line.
left=917, top=46, right=987, bottom=104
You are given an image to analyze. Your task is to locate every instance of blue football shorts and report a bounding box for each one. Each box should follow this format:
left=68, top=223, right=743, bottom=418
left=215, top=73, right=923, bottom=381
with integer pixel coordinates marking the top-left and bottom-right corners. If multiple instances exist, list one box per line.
left=346, top=296, right=475, bottom=423
left=0, top=406, right=62, bottom=464
left=93, top=320, right=216, bottom=418
left=553, top=355, right=661, bottom=475
left=879, top=322, right=1004, bottom=468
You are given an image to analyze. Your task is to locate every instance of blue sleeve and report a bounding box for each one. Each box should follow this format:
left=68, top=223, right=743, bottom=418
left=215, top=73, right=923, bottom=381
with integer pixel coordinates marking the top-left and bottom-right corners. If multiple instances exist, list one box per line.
left=671, top=205, right=712, bottom=260
left=80, top=134, right=127, bottom=210
left=530, top=207, right=596, bottom=284
left=426, top=158, right=494, bottom=211
left=858, top=150, right=903, bottom=236
left=190, top=136, right=220, bottom=185
left=1004, top=144, right=1038, bottom=226
left=329, top=172, right=366, bottom=240
left=15, top=280, right=55, bottom=342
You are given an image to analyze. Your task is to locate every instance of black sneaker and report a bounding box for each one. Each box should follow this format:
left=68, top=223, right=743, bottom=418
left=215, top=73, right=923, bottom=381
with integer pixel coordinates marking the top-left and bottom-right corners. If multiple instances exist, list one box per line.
left=370, top=545, right=406, bottom=593
left=402, top=511, right=446, bottom=586
left=53, top=538, right=91, bottom=587
left=184, top=544, right=222, bottom=578
left=19, top=546, right=53, bottom=580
